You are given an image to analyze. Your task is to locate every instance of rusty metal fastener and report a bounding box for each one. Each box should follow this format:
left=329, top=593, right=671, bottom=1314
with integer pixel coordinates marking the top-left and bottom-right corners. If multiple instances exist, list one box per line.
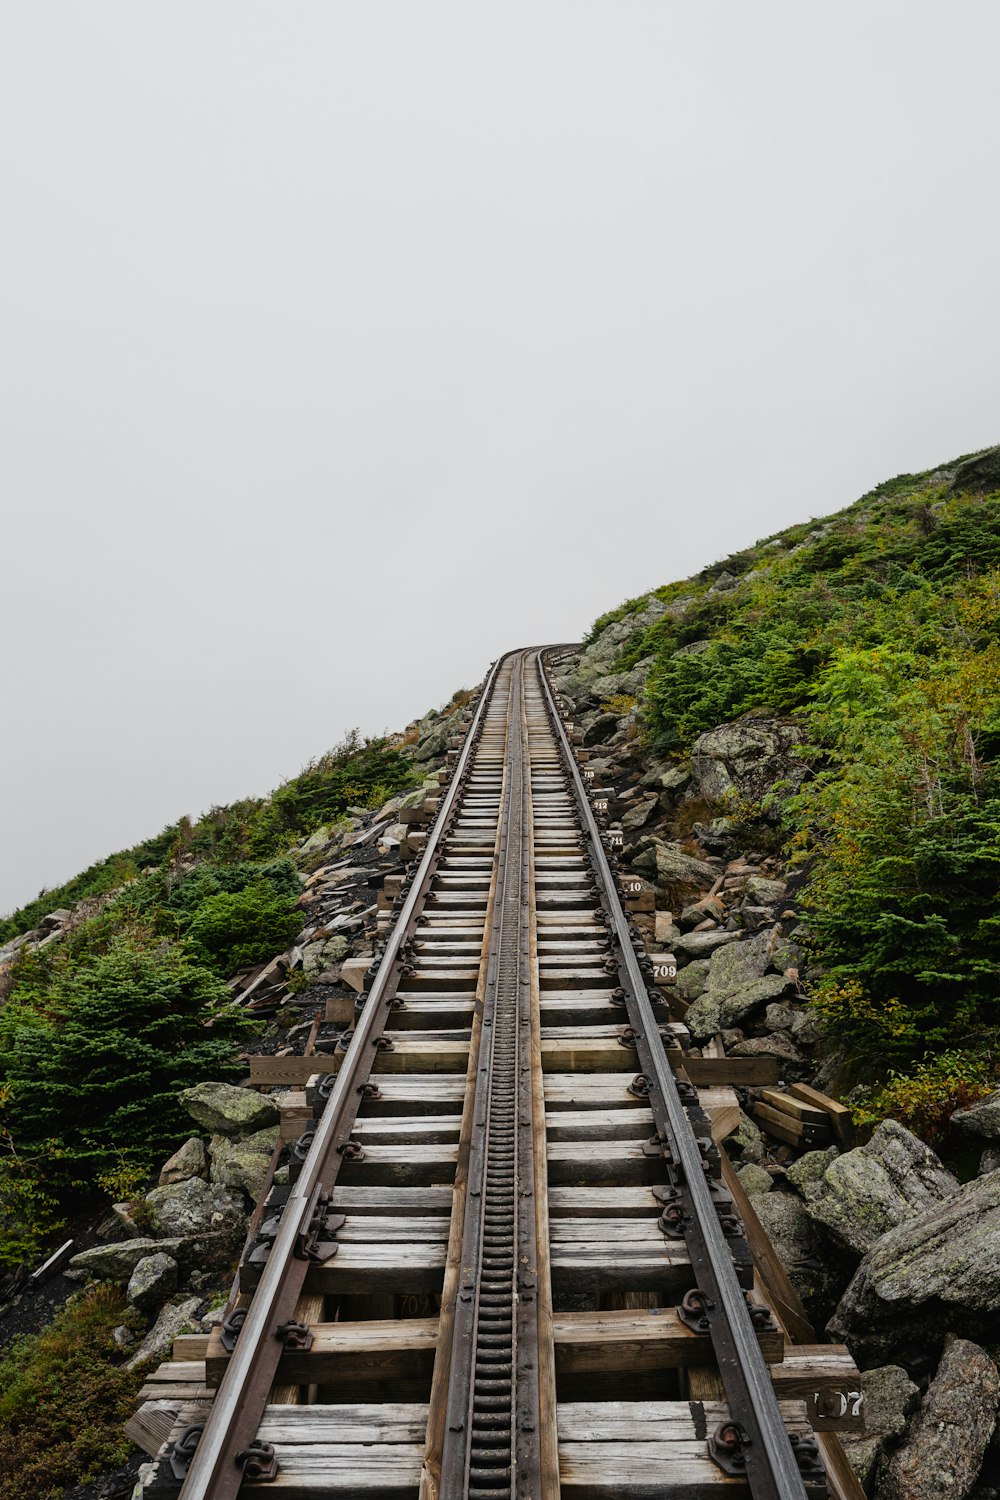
left=166, top=1424, right=204, bottom=1482
left=235, top=1440, right=279, bottom=1481
left=627, top=1072, right=651, bottom=1097
left=275, top=1319, right=313, bottom=1351
left=219, top=1309, right=247, bottom=1352
left=709, top=1419, right=750, bottom=1475
left=746, top=1300, right=778, bottom=1333
left=678, top=1287, right=714, bottom=1333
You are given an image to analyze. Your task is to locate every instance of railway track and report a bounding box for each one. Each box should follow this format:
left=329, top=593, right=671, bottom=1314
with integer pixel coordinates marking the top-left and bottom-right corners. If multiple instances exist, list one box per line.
left=145, top=647, right=861, bottom=1499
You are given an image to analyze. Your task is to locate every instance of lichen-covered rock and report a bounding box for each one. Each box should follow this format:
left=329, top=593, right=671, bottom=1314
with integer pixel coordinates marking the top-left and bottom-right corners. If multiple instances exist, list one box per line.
left=952, top=1092, right=1000, bottom=1141
left=752, top=1190, right=843, bottom=1324
left=690, top=714, right=806, bottom=803
left=786, top=1147, right=839, bottom=1199
left=674, top=930, right=738, bottom=959
left=803, top=1120, right=958, bottom=1257
left=884, top=1337, right=999, bottom=1500
left=209, top=1131, right=277, bottom=1199
left=829, top=1170, right=1000, bottom=1361
left=159, top=1137, right=208, bottom=1186
left=145, top=1177, right=246, bottom=1240
left=743, top=875, right=787, bottom=906
left=632, top=839, right=717, bottom=894
left=620, top=797, right=657, bottom=832
left=178, top=1081, right=280, bottom=1136
left=684, top=973, right=792, bottom=1041
left=706, top=927, right=778, bottom=994
left=69, top=1236, right=202, bottom=1281
left=302, top=934, right=350, bottom=979
left=725, top=1108, right=766, bottom=1163
left=675, top=959, right=711, bottom=1002
left=737, top=1163, right=773, bottom=1197
left=729, top=1032, right=807, bottom=1074
left=839, top=1364, right=919, bottom=1489
left=126, top=1252, right=178, bottom=1312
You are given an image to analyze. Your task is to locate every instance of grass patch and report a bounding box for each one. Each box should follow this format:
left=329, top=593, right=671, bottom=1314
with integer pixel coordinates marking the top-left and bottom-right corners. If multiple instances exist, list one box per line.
left=0, top=1284, right=147, bottom=1499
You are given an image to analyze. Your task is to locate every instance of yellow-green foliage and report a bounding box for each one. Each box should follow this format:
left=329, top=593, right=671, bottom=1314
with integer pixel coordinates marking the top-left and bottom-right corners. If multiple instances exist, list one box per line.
left=600, top=693, right=638, bottom=717
left=850, top=1051, right=994, bottom=1151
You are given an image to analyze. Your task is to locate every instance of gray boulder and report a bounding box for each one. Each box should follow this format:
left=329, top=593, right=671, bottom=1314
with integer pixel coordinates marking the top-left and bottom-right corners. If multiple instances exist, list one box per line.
left=685, top=973, right=792, bottom=1041
left=725, top=1108, right=766, bottom=1164
left=302, top=934, right=350, bottom=979
left=742, top=875, right=787, bottom=906
left=706, top=926, right=778, bottom=993
left=884, top=1337, right=999, bottom=1500
left=829, top=1170, right=1000, bottom=1361
left=125, top=1296, right=203, bottom=1371
left=736, top=1163, right=773, bottom=1197
left=126, top=1252, right=178, bottom=1312
left=620, top=797, right=658, bottom=832
left=675, top=959, right=711, bottom=1002
left=952, top=1092, right=1000, bottom=1140
left=209, top=1128, right=278, bottom=1199
left=803, top=1120, right=958, bottom=1257
left=753, top=1191, right=842, bottom=1324
left=674, top=930, right=738, bottom=959
left=145, top=1176, right=246, bottom=1240
left=632, top=839, right=716, bottom=894
left=158, top=1137, right=208, bottom=1186
left=640, top=762, right=691, bottom=793
left=786, top=1147, right=839, bottom=1199
left=69, top=1236, right=200, bottom=1282
left=178, top=1081, right=280, bottom=1137
left=840, top=1364, right=920, bottom=1489
left=691, top=713, right=806, bottom=803
left=729, top=1032, right=807, bottom=1075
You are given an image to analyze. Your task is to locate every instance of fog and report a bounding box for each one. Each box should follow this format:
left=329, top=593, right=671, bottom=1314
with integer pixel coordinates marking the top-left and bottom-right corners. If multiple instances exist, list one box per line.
left=2, top=2, right=998, bottom=914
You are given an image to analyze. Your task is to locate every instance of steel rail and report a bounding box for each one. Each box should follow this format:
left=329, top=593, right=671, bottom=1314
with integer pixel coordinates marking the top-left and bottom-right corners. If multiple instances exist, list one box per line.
left=438, top=652, right=542, bottom=1500
left=537, top=652, right=814, bottom=1500
left=178, top=656, right=509, bottom=1500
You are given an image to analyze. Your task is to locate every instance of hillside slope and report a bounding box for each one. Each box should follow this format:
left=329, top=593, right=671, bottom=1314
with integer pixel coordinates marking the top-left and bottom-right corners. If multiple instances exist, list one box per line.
left=558, top=442, right=1000, bottom=1138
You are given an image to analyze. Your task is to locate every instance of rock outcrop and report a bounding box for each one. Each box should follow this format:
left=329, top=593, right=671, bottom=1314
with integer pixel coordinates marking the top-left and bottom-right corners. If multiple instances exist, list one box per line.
left=829, top=1169, right=1000, bottom=1361
left=802, top=1120, right=958, bottom=1257
left=690, top=713, right=806, bottom=803
left=839, top=1364, right=920, bottom=1490
left=179, top=1081, right=280, bottom=1136
left=883, top=1336, right=999, bottom=1500
left=144, top=1176, right=246, bottom=1240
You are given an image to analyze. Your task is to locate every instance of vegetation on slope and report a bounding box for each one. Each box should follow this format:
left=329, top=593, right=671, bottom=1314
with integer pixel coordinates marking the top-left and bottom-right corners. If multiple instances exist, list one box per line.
left=591, top=451, right=1000, bottom=1136
left=0, top=731, right=417, bottom=945
left=0, top=731, right=418, bottom=1271
left=0, top=1284, right=146, bottom=1498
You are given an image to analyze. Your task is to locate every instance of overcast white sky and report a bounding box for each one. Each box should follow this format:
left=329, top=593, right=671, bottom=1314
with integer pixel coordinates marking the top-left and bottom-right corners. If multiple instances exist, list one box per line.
left=2, top=3, right=998, bottom=915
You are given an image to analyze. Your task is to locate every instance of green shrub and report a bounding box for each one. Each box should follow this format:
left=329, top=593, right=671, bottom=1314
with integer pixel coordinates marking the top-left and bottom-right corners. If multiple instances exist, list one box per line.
left=850, top=1050, right=996, bottom=1151
left=0, top=1284, right=147, bottom=1498
left=184, top=883, right=302, bottom=975
left=0, top=934, right=255, bottom=1210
